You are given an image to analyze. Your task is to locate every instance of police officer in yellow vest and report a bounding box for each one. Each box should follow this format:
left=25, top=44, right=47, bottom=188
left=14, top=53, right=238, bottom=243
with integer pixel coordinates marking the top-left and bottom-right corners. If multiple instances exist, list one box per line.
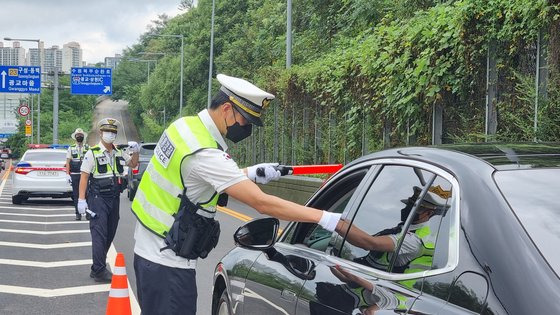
left=65, top=128, right=89, bottom=220
left=77, top=118, right=139, bottom=282
left=131, top=74, right=342, bottom=314
left=338, top=187, right=449, bottom=275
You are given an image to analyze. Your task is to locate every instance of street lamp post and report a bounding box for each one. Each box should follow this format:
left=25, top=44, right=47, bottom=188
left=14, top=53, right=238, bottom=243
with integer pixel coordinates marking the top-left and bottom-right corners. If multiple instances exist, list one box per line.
left=4, top=37, right=41, bottom=143
left=208, top=0, right=216, bottom=108
left=124, top=58, right=157, bottom=83
left=147, top=34, right=184, bottom=116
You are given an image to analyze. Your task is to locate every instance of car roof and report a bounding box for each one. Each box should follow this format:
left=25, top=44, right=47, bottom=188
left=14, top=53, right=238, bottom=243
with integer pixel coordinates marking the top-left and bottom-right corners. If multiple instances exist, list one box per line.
left=437, top=143, right=560, bottom=170
left=348, top=142, right=560, bottom=172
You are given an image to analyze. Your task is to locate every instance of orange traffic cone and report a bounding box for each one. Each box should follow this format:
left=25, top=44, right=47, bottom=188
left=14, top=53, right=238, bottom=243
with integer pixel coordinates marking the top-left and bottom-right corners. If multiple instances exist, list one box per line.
left=106, top=253, right=132, bottom=315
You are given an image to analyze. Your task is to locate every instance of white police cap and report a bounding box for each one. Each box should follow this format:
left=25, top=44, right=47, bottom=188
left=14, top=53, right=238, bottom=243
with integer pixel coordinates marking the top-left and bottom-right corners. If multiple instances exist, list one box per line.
left=97, top=118, right=120, bottom=132
left=217, top=74, right=275, bottom=126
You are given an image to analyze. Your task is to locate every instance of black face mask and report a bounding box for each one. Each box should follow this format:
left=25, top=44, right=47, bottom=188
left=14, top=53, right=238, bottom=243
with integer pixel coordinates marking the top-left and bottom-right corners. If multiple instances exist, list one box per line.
left=225, top=110, right=253, bottom=143
left=76, top=136, right=84, bottom=143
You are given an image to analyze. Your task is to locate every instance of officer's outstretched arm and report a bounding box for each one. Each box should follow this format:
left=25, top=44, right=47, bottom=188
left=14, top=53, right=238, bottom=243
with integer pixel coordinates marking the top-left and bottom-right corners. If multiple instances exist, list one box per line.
left=78, top=172, right=89, bottom=200
left=225, top=179, right=327, bottom=225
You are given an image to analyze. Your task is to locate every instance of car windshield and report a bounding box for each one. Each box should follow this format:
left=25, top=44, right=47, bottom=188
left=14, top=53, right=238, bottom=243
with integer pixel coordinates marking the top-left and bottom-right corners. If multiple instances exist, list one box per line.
left=140, top=144, right=156, bottom=156
left=23, top=151, right=67, bottom=162
left=495, top=169, right=560, bottom=276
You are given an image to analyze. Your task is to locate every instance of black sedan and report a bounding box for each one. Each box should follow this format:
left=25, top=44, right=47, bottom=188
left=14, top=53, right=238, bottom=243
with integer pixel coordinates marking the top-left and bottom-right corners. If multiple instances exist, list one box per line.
left=127, top=142, right=156, bottom=201
left=212, top=143, right=560, bottom=315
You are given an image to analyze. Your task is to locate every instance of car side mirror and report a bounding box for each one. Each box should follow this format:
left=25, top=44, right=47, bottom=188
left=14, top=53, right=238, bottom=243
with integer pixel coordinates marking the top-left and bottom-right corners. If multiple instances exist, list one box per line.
left=234, top=217, right=279, bottom=250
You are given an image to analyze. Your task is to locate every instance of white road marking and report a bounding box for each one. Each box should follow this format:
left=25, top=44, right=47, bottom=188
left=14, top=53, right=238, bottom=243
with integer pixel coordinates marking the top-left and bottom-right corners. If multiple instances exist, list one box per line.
left=0, top=241, right=91, bottom=249
left=0, top=212, right=74, bottom=218
left=0, top=258, right=92, bottom=268
left=0, top=159, right=140, bottom=312
left=0, top=201, right=73, bottom=206
left=0, top=219, right=88, bottom=225
left=0, top=205, right=74, bottom=211
left=0, top=228, right=89, bottom=235
left=0, top=284, right=110, bottom=297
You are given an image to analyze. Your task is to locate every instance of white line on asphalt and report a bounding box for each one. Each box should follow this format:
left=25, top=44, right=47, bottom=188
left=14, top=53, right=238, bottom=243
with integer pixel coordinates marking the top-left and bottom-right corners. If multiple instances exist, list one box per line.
left=0, top=219, right=88, bottom=225
left=0, top=201, right=73, bottom=206
left=0, top=205, right=74, bottom=211
left=0, top=241, right=91, bottom=249
left=0, top=212, right=75, bottom=218
left=0, top=258, right=92, bottom=268
left=0, top=284, right=110, bottom=297
left=0, top=177, right=8, bottom=198
left=0, top=228, right=89, bottom=235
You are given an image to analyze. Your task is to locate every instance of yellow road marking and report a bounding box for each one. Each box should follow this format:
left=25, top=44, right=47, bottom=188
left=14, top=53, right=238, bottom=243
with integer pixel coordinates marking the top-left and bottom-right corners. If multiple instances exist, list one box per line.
left=216, top=205, right=283, bottom=235
left=2, top=160, right=12, bottom=181
left=217, top=205, right=252, bottom=222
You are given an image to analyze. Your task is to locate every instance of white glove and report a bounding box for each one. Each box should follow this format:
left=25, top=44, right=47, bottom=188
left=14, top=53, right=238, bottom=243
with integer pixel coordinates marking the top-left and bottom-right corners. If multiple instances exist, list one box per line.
left=67, top=174, right=72, bottom=185
left=77, top=199, right=88, bottom=215
left=318, top=211, right=341, bottom=232
left=247, top=163, right=281, bottom=184
left=127, top=141, right=139, bottom=153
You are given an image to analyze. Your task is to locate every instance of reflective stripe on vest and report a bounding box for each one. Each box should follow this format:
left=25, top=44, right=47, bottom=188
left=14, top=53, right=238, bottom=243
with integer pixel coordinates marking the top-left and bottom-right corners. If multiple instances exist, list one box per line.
left=90, top=145, right=125, bottom=179
left=131, top=116, right=219, bottom=238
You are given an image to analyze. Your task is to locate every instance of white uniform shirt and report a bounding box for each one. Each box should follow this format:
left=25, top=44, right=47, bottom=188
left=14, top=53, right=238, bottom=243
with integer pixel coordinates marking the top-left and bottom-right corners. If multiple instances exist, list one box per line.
left=134, top=109, right=248, bottom=269
left=80, top=142, right=132, bottom=174
left=386, top=222, right=429, bottom=267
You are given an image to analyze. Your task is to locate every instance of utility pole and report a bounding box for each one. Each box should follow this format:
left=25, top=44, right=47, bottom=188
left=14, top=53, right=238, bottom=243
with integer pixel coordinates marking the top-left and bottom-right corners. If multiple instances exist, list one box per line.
left=53, top=71, right=59, bottom=144
left=207, top=0, right=216, bottom=108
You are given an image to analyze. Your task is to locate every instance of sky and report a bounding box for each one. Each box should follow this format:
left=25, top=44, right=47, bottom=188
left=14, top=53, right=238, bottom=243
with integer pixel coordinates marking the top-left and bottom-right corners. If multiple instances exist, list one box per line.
left=0, top=0, right=183, bottom=64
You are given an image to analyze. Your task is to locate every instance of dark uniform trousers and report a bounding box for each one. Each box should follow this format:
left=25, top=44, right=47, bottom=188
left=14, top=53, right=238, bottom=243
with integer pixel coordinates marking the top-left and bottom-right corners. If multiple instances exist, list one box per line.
left=134, top=254, right=197, bottom=315
left=70, top=173, right=81, bottom=216
left=88, top=191, right=120, bottom=274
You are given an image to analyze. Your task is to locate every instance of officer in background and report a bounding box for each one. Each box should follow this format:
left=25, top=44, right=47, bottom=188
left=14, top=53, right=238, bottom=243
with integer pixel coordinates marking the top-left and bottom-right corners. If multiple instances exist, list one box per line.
left=65, top=128, right=88, bottom=220
left=132, top=74, right=342, bottom=314
left=77, top=118, right=139, bottom=282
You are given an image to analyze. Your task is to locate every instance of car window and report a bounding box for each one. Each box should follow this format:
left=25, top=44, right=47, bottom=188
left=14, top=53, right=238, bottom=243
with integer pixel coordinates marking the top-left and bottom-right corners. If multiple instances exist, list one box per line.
left=281, top=167, right=370, bottom=251
left=302, top=188, right=357, bottom=251
left=23, top=151, right=67, bottom=162
left=140, top=144, right=156, bottom=156
left=337, top=165, right=452, bottom=279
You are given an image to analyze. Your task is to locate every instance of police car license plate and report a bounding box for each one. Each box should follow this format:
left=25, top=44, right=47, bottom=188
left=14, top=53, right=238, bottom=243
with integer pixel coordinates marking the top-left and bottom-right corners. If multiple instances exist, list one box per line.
left=37, top=171, right=58, bottom=177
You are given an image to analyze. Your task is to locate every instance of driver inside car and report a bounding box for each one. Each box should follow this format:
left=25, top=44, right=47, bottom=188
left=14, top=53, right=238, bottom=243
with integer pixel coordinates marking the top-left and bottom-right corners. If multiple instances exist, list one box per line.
left=335, top=187, right=450, bottom=273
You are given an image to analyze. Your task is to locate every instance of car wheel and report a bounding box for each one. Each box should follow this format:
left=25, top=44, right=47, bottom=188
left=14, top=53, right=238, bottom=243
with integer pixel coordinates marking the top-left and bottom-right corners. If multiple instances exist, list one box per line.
left=215, top=289, right=232, bottom=315
left=12, top=195, right=23, bottom=205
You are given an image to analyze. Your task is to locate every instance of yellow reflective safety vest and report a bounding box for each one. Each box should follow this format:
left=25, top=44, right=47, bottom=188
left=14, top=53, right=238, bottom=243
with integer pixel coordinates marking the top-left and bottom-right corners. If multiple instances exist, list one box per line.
left=131, top=116, right=220, bottom=238
left=365, top=225, right=435, bottom=274
left=69, top=144, right=89, bottom=174
left=89, top=145, right=126, bottom=178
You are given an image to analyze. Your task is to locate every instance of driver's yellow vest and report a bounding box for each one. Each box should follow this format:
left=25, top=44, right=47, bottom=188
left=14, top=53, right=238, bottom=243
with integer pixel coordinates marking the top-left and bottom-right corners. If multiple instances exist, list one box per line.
left=131, top=116, right=220, bottom=238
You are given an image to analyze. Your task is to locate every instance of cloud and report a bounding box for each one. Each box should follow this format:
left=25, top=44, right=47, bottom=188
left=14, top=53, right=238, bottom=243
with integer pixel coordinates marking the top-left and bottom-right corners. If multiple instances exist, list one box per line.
left=0, top=0, right=182, bottom=63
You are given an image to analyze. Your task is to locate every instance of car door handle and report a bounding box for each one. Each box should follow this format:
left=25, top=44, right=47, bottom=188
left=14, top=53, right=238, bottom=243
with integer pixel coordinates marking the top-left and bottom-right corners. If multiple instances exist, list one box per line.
left=280, top=289, right=297, bottom=302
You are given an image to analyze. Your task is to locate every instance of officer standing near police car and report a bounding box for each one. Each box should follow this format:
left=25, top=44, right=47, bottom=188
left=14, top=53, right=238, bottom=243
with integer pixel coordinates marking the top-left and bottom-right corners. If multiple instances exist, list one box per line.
left=65, top=128, right=89, bottom=220
left=77, top=118, right=139, bottom=282
left=131, top=74, right=342, bottom=314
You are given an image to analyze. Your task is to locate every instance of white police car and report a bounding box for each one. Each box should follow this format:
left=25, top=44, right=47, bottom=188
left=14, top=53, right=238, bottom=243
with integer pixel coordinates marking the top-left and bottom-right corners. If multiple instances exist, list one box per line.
left=12, top=148, right=72, bottom=204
